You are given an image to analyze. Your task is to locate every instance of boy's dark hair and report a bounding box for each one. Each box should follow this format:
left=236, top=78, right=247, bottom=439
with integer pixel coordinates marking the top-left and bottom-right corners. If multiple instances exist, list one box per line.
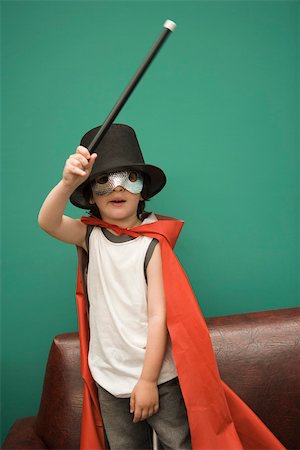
left=82, top=173, right=150, bottom=219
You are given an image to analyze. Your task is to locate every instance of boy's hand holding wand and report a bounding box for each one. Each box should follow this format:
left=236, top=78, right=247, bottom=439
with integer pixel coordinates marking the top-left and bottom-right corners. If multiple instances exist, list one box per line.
left=63, top=146, right=97, bottom=189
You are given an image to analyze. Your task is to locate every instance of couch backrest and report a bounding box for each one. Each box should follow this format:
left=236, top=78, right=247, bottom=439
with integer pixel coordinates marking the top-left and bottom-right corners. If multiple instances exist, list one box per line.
left=35, top=308, right=300, bottom=449
left=206, top=307, right=300, bottom=450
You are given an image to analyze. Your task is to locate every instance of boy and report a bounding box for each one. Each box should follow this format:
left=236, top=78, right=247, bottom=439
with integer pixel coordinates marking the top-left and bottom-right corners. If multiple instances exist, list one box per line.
left=39, top=123, right=285, bottom=450
left=38, top=123, right=192, bottom=450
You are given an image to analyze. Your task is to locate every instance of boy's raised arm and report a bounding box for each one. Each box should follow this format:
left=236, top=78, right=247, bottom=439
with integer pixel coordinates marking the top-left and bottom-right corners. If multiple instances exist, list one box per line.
left=38, top=146, right=97, bottom=248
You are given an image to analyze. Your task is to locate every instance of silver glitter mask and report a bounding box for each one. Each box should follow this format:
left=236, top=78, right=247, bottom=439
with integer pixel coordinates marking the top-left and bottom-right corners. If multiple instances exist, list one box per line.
left=92, top=171, right=144, bottom=196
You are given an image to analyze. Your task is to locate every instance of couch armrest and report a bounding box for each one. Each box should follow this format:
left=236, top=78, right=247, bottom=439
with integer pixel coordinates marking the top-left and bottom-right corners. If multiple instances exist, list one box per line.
left=2, top=417, right=47, bottom=449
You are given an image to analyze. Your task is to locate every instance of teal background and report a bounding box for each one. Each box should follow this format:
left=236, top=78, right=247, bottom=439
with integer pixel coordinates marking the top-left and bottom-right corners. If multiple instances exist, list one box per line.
left=1, top=0, right=299, bottom=443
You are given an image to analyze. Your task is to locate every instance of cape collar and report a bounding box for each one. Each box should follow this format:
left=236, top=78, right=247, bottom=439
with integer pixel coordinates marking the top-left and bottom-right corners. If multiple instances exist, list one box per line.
left=80, top=213, right=184, bottom=249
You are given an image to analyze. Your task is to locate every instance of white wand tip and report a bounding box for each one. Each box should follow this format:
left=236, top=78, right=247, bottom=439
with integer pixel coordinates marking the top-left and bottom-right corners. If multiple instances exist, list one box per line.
left=164, top=20, right=176, bottom=32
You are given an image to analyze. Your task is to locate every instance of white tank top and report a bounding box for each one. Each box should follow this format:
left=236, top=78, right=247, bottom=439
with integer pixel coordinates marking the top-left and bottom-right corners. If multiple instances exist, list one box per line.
left=87, top=214, right=177, bottom=397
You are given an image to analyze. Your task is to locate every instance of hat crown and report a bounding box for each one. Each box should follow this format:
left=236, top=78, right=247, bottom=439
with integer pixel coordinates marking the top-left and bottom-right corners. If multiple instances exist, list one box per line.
left=70, top=123, right=166, bottom=209
left=81, top=124, right=145, bottom=177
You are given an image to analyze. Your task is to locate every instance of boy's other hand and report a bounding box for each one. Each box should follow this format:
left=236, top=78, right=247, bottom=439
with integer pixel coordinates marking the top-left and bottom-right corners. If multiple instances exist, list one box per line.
left=130, top=379, right=159, bottom=423
left=63, top=146, right=97, bottom=189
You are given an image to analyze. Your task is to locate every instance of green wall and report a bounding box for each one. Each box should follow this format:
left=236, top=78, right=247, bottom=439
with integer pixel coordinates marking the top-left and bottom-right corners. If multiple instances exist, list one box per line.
left=2, top=0, right=299, bottom=443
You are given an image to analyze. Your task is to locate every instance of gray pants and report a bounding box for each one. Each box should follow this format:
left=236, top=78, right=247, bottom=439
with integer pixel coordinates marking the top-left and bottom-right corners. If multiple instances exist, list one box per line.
left=97, top=377, right=192, bottom=450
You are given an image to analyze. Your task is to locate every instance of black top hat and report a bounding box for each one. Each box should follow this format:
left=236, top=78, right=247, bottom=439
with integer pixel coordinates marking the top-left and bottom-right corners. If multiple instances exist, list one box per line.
left=70, top=124, right=166, bottom=209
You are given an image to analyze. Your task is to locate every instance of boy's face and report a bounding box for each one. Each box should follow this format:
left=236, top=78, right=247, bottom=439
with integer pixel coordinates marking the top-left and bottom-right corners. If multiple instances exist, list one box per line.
left=89, top=170, right=143, bottom=224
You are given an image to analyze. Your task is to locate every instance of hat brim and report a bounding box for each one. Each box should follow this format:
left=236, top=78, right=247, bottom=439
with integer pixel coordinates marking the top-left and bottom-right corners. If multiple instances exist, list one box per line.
left=70, top=164, right=166, bottom=209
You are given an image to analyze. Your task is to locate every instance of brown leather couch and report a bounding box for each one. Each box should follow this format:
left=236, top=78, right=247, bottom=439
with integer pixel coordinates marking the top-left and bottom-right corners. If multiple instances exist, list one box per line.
left=2, top=307, right=300, bottom=450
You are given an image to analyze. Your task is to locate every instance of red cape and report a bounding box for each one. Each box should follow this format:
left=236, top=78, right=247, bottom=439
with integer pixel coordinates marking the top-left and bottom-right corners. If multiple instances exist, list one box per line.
left=76, top=214, right=285, bottom=450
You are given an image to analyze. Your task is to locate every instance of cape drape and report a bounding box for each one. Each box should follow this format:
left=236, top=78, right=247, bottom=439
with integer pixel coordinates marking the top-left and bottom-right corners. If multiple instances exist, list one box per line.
left=76, top=214, right=285, bottom=450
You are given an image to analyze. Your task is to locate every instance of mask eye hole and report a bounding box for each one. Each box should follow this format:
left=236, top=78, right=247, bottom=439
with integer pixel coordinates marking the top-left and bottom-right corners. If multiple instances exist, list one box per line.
left=96, top=175, right=109, bottom=184
left=128, top=171, right=138, bottom=182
